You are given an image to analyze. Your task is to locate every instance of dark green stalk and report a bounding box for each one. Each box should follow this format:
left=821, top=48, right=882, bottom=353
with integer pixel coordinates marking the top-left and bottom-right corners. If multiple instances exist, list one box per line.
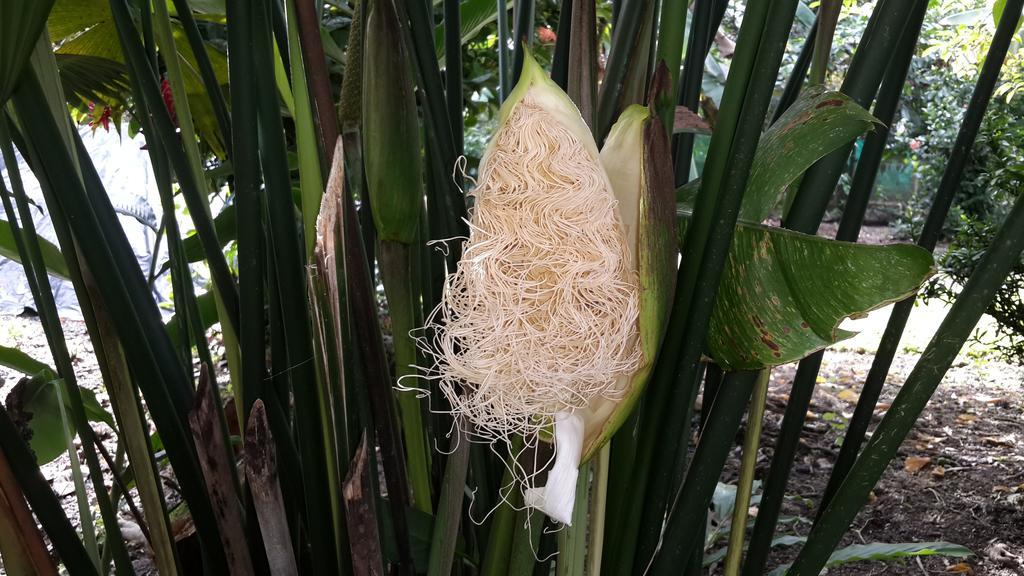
left=511, top=0, right=536, bottom=83
left=808, top=0, right=841, bottom=85
left=647, top=371, right=759, bottom=574
left=253, top=0, right=335, bottom=571
left=444, top=0, right=464, bottom=154
left=770, top=17, right=816, bottom=124
left=818, top=0, right=1022, bottom=517
left=507, top=505, right=543, bottom=575
left=551, top=0, right=572, bottom=88
left=629, top=2, right=799, bottom=572
left=653, top=0, right=687, bottom=133
left=395, top=0, right=469, bottom=256
left=225, top=0, right=267, bottom=421
left=480, top=464, right=521, bottom=576
left=427, top=431, right=471, bottom=576
left=596, top=0, right=652, bottom=141
left=108, top=0, right=239, bottom=336
left=566, top=0, right=598, bottom=128
left=11, top=72, right=232, bottom=571
left=791, top=134, right=1024, bottom=576
left=170, top=0, right=233, bottom=151
left=497, top=0, right=512, bottom=99
left=670, top=0, right=718, bottom=185
left=684, top=366, right=721, bottom=576
left=0, top=407, right=97, bottom=575
left=784, top=0, right=921, bottom=233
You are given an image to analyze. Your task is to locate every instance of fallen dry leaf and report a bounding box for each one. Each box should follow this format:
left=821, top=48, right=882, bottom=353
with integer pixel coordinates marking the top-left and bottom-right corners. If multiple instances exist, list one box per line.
left=674, top=106, right=711, bottom=135
left=874, top=402, right=891, bottom=412
left=946, top=562, right=973, bottom=574
left=957, top=413, right=977, bottom=424
left=838, top=389, right=859, bottom=403
left=904, top=456, right=932, bottom=473
left=932, top=466, right=946, bottom=479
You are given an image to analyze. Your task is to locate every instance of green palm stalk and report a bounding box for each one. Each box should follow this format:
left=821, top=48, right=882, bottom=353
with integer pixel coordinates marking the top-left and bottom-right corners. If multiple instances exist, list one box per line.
left=363, top=0, right=434, bottom=514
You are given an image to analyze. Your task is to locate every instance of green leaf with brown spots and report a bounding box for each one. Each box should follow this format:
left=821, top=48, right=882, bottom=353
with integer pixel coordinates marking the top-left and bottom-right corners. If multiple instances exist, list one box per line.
left=741, top=87, right=879, bottom=223
left=678, top=214, right=934, bottom=370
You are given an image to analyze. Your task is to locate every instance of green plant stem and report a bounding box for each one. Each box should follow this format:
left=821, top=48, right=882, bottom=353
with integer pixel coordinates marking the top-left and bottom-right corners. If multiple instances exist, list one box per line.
left=556, top=460, right=591, bottom=576
left=481, top=465, right=521, bottom=576
left=511, top=0, right=536, bottom=83
left=587, top=444, right=610, bottom=576
left=770, top=17, right=816, bottom=124
left=818, top=0, right=1022, bottom=518
left=654, top=0, right=687, bottom=132
left=287, top=0, right=325, bottom=258
left=444, top=0, right=464, bottom=155
left=672, top=0, right=727, bottom=184
left=11, top=68, right=227, bottom=572
left=808, top=0, right=841, bottom=85
left=596, top=0, right=651, bottom=141
left=427, top=430, right=471, bottom=576
left=379, top=241, right=433, bottom=513
left=508, top=507, right=544, bottom=576
left=648, top=371, right=758, bottom=574
left=497, top=0, right=512, bottom=100
left=722, top=370, right=769, bottom=576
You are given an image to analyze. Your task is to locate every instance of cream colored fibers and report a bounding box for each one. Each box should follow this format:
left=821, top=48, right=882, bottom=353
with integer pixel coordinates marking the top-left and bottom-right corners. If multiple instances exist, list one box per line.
left=412, top=53, right=642, bottom=527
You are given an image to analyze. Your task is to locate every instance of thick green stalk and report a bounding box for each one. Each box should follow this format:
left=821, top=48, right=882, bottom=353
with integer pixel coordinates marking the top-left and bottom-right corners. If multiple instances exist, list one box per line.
left=286, top=0, right=324, bottom=258
left=444, top=0, right=464, bottom=154
left=497, top=0, right=512, bottom=99
left=647, top=371, right=758, bottom=574
left=550, top=0, right=572, bottom=88
left=819, top=0, right=1022, bottom=516
left=225, top=0, right=267, bottom=420
left=427, top=431, right=471, bottom=576
left=790, top=151, right=1024, bottom=576
left=566, top=0, right=598, bottom=129
left=671, top=0, right=727, bottom=184
left=511, top=0, right=536, bottom=83
left=808, top=0, right=841, bottom=85
left=481, top=466, right=521, bottom=576
left=289, top=0, right=339, bottom=169
left=508, top=508, right=544, bottom=576
left=770, top=17, right=816, bottom=124
left=722, top=370, right=769, bottom=576
left=596, top=0, right=653, bottom=141
left=654, top=0, right=687, bottom=133
left=556, top=461, right=591, bottom=576
left=379, top=242, right=433, bottom=513
left=587, top=444, right=611, bottom=576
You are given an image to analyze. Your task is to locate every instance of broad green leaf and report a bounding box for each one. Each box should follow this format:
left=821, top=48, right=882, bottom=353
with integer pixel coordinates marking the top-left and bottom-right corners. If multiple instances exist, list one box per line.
left=0, top=219, right=71, bottom=280
left=741, top=87, right=878, bottom=223
left=679, top=214, right=934, bottom=370
left=0, top=0, right=56, bottom=104
left=4, top=375, right=115, bottom=464
left=993, top=0, right=1024, bottom=34
left=0, top=345, right=54, bottom=378
left=939, top=8, right=988, bottom=26
left=434, top=0, right=512, bottom=59
left=768, top=541, right=973, bottom=576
